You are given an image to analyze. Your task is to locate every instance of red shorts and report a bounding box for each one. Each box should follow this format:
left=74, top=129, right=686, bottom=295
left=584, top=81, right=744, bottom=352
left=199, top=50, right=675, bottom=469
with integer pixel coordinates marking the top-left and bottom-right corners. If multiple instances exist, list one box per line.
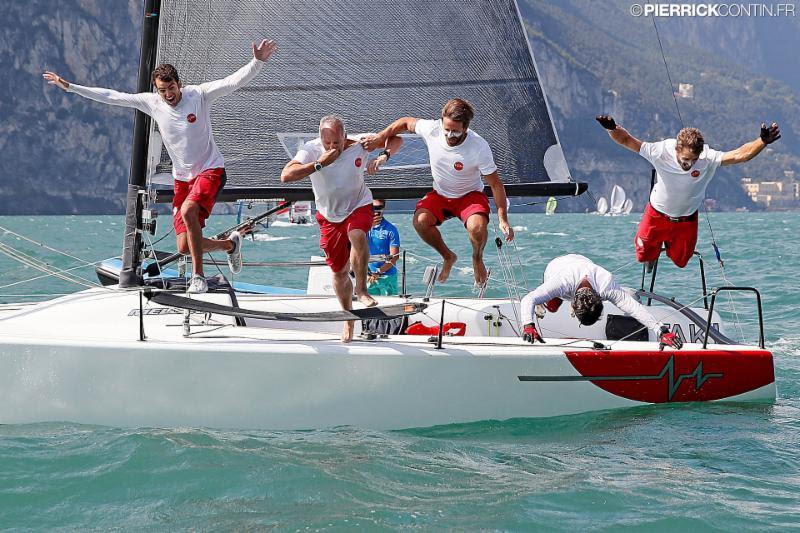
left=634, top=203, right=698, bottom=268
left=316, top=204, right=373, bottom=273
left=415, top=190, right=490, bottom=226
left=172, top=168, right=226, bottom=235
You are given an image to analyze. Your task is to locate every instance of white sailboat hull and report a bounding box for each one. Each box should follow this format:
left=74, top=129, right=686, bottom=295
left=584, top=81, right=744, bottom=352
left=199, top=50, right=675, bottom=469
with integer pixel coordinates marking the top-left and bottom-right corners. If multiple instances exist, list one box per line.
left=0, top=289, right=776, bottom=430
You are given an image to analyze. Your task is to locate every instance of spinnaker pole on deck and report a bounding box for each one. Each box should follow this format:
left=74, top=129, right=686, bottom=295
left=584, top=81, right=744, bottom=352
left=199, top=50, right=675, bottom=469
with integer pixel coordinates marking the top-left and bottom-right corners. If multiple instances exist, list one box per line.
left=119, top=0, right=161, bottom=288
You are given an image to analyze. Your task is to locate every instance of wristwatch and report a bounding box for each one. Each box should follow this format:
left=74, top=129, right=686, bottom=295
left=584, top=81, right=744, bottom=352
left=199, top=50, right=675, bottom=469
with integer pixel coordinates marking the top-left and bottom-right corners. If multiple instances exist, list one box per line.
left=378, top=149, right=391, bottom=160
left=313, top=161, right=323, bottom=172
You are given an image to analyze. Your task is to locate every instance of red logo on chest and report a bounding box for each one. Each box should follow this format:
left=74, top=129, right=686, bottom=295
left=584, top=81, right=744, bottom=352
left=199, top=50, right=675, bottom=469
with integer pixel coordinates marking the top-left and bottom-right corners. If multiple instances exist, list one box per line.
left=691, top=170, right=700, bottom=178
left=454, top=161, right=464, bottom=171
left=355, top=157, right=362, bottom=168
left=187, top=113, right=197, bottom=123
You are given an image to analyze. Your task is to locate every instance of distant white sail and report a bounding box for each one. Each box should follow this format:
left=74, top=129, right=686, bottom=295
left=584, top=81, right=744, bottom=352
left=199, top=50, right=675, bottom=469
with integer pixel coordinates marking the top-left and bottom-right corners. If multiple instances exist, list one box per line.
left=609, top=185, right=626, bottom=215
left=596, top=197, right=609, bottom=215
left=622, top=198, right=633, bottom=215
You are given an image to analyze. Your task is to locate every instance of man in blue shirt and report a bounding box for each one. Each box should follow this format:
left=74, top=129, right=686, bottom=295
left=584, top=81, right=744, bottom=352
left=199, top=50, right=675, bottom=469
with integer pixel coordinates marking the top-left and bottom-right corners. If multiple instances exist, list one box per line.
left=367, top=199, right=400, bottom=295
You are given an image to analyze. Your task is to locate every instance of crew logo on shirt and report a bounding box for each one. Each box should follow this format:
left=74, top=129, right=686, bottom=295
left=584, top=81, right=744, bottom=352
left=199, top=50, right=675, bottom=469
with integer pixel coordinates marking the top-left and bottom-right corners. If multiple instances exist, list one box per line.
left=454, top=161, right=464, bottom=171
left=691, top=170, right=700, bottom=177
left=187, top=113, right=197, bottom=124
left=355, top=157, right=362, bottom=168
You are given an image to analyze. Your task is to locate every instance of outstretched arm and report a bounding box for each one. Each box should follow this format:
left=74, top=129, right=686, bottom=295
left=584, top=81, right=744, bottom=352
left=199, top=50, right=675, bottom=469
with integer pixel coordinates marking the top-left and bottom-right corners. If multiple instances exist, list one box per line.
left=605, top=288, right=662, bottom=336
left=596, top=115, right=643, bottom=153
left=43, top=71, right=151, bottom=113
left=360, top=117, right=419, bottom=151
left=484, top=171, right=514, bottom=241
left=520, top=280, right=566, bottom=325
left=721, top=123, right=780, bottom=166
left=200, top=39, right=277, bottom=102
left=366, top=134, right=403, bottom=175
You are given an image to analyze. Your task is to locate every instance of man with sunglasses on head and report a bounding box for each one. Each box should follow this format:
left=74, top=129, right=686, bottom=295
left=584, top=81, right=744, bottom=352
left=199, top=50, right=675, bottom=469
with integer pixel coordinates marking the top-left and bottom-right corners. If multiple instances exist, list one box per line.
left=596, top=115, right=781, bottom=269
left=362, top=98, right=514, bottom=286
left=367, top=199, right=401, bottom=296
left=519, top=254, right=683, bottom=350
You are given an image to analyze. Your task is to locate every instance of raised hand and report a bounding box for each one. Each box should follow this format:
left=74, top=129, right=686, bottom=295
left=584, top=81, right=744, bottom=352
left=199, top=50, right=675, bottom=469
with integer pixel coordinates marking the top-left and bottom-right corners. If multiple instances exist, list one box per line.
left=359, top=134, right=384, bottom=152
left=317, top=148, right=340, bottom=168
left=760, top=122, right=781, bottom=145
left=252, top=39, right=277, bottom=62
left=43, top=71, right=70, bottom=91
left=595, top=115, right=617, bottom=130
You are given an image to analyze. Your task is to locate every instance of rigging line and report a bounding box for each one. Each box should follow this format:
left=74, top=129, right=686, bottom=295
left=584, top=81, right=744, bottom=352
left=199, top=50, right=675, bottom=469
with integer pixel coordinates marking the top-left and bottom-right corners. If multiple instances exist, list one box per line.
left=0, top=242, right=99, bottom=290
left=0, top=225, right=103, bottom=267
left=651, top=15, right=685, bottom=128
left=0, top=255, right=106, bottom=291
left=650, top=13, right=744, bottom=340
left=606, top=292, right=710, bottom=348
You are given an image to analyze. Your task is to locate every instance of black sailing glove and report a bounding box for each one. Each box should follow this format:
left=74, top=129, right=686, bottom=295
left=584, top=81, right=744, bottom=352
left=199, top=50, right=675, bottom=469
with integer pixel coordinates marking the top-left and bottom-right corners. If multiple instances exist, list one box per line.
left=596, top=115, right=617, bottom=130
left=760, top=122, right=781, bottom=144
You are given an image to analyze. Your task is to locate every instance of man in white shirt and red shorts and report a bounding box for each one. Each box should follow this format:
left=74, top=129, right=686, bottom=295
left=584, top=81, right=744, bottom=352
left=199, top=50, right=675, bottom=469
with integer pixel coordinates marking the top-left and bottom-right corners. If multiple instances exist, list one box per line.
left=363, top=99, right=514, bottom=286
left=44, top=40, right=278, bottom=293
left=281, top=115, right=402, bottom=342
left=596, top=115, right=780, bottom=269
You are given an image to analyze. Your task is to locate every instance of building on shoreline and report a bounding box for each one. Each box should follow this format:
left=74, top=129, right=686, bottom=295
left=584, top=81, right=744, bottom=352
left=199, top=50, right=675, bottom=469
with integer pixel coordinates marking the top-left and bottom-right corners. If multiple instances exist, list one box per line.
left=741, top=177, right=799, bottom=209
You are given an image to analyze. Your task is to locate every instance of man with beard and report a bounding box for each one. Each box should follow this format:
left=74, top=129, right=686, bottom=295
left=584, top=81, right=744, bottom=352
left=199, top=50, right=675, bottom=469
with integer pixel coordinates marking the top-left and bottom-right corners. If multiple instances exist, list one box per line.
left=281, top=115, right=402, bottom=342
left=44, top=40, right=278, bottom=293
left=362, top=99, right=514, bottom=286
left=596, top=115, right=780, bottom=268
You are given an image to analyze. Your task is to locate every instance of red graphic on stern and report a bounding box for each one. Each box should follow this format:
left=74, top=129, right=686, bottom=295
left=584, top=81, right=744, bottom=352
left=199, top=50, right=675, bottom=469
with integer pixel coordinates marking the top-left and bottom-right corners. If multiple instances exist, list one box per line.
left=563, top=350, right=774, bottom=403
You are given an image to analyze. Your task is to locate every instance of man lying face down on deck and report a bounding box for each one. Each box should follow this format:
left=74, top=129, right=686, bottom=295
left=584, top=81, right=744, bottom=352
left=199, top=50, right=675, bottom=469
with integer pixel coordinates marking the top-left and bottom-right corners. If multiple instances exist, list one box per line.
left=280, top=115, right=402, bottom=343
left=520, top=254, right=683, bottom=350
left=596, top=115, right=781, bottom=270
left=44, top=40, right=279, bottom=294
left=361, top=98, right=514, bottom=286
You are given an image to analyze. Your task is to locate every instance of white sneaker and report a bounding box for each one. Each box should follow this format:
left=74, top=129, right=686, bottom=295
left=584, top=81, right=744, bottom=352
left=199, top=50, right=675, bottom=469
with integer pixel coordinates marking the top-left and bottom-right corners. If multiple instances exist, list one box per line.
left=227, top=231, right=243, bottom=274
left=187, top=275, right=208, bottom=294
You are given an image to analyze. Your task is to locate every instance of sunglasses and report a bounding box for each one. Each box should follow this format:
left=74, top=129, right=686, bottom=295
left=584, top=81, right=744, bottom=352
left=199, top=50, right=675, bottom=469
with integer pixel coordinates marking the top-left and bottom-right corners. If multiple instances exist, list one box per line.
left=372, top=205, right=385, bottom=212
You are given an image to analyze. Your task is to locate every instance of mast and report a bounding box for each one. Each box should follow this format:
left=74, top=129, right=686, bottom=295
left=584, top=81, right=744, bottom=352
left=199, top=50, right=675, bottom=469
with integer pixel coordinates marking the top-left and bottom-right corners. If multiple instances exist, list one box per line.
left=119, top=0, right=161, bottom=288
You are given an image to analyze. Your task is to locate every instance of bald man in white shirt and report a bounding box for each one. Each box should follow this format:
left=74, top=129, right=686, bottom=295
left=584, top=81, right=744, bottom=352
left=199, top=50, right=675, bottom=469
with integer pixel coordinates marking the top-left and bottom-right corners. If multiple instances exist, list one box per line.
left=596, top=115, right=780, bottom=268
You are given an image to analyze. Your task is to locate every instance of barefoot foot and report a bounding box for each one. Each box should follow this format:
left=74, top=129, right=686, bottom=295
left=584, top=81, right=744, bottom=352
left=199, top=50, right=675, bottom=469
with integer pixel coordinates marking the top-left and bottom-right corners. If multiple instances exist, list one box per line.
left=437, top=253, right=457, bottom=283
left=473, top=258, right=488, bottom=286
left=341, top=320, right=355, bottom=343
left=356, top=293, right=378, bottom=308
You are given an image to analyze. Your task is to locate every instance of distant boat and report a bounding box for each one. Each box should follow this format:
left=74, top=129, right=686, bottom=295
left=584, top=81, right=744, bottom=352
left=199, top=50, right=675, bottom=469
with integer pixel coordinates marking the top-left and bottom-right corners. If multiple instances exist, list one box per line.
left=545, top=196, right=557, bottom=215
left=608, top=184, right=626, bottom=215
left=596, top=196, right=609, bottom=215
left=622, top=198, right=633, bottom=215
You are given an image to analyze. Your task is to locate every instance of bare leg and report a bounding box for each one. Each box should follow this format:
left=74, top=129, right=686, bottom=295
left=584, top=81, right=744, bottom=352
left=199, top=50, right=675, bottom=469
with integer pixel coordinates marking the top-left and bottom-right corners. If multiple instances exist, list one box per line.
left=180, top=200, right=233, bottom=277
left=413, top=209, right=457, bottom=283
left=332, top=265, right=355, bottom=343
left=349, top=229, right=376, bottom=307
left=465, top=213, right=489, bottom=285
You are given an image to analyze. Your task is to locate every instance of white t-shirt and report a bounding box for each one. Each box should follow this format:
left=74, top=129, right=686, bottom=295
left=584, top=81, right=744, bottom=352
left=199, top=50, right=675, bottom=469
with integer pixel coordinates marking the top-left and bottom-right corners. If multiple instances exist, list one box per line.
left=415, top=119, right=497, bottom=198
left=520, top=254, right=662, bottom=334
left=67, top=58, right=264, bottom=181
left=294, top=138, right=373, bottom=222
left=639, top=139, right=724, bottom=217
